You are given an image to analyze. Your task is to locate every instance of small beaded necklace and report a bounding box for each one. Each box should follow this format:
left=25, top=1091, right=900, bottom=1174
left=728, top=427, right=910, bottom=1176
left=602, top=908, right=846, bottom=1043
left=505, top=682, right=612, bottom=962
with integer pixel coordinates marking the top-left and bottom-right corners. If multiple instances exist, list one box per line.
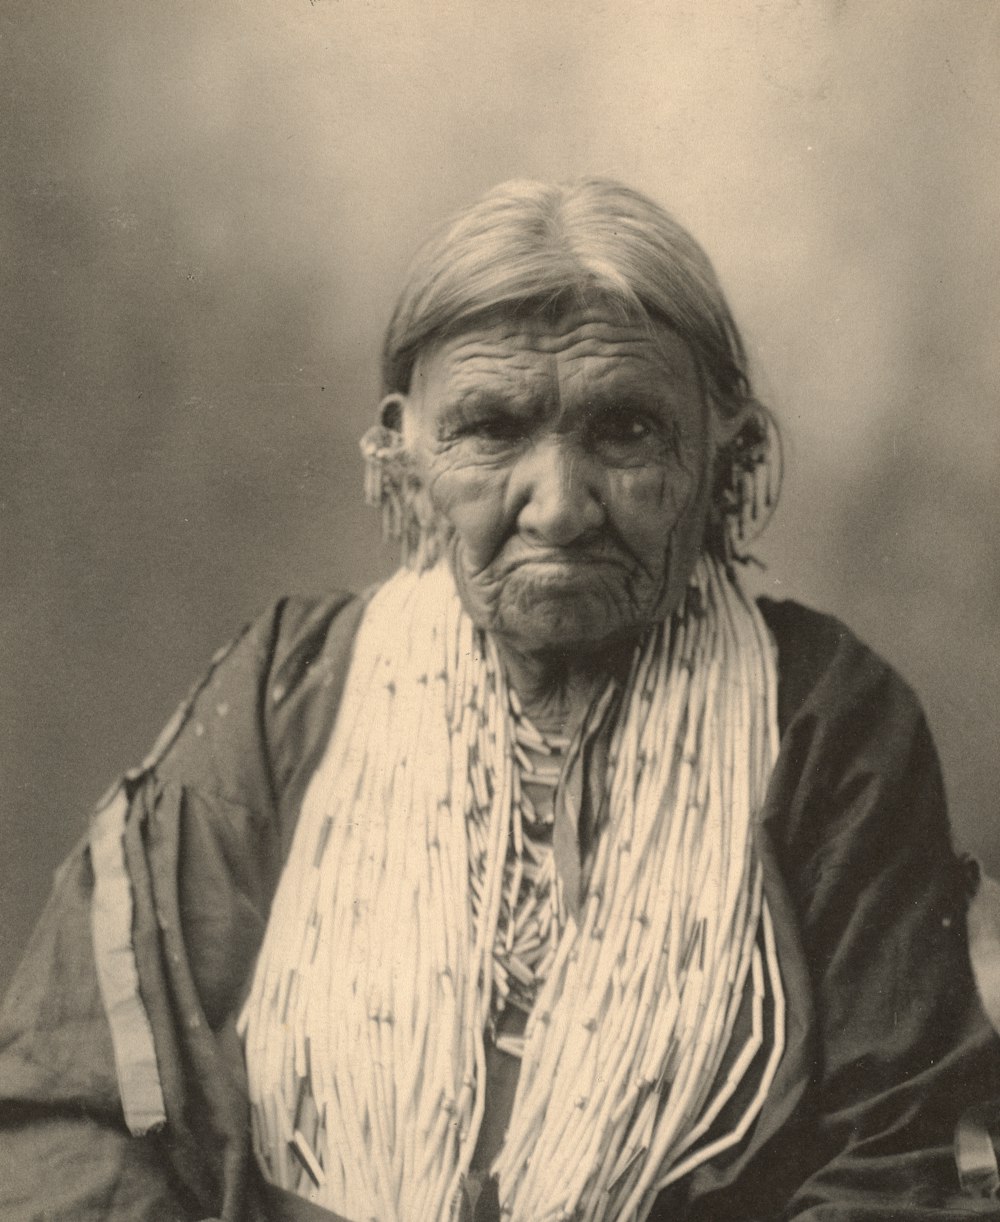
left=478, top=696, right=569, bottom=1053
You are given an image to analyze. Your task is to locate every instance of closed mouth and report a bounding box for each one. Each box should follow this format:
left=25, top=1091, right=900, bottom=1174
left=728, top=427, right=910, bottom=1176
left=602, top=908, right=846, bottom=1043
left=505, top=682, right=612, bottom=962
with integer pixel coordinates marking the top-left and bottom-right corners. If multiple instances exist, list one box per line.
left=502, top=552, right=629, bottom=577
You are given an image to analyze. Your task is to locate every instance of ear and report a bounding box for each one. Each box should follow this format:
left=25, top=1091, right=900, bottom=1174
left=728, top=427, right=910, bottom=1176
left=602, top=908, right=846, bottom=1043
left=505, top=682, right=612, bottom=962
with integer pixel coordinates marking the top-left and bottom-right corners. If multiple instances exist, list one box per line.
left=709, top=401, right=751, bottom=450
left=378, top=391, right=420, bottom=448
left=378, top=393, right=405, bottom=433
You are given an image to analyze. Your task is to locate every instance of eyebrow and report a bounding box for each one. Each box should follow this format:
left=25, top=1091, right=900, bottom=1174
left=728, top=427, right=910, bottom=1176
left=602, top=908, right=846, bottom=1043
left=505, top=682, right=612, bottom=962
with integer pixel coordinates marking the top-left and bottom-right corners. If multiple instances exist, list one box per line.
left=437, top=389, right=539, bottom=423
left=435, top=380, right=684, bottom=435
left=583, top=388, right=667, bottom=414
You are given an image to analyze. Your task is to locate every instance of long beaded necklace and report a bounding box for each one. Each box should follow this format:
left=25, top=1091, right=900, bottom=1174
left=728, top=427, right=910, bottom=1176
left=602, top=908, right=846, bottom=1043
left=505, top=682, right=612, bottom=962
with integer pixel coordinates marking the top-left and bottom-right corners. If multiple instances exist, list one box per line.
left=239, top=556, right=784, bottom=1222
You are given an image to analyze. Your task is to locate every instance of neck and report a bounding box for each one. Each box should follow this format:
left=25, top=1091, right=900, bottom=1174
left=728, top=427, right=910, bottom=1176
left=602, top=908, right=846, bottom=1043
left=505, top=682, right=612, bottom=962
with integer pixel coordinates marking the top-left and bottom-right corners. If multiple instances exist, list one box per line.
left=493, top=635, right=636, bottom=738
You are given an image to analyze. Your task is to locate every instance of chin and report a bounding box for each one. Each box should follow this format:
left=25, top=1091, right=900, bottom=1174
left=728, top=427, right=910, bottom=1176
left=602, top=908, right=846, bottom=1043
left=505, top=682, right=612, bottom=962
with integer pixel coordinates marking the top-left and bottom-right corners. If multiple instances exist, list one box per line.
left=496, top=587, right=640, bottom=655
left=451, top=553, right=663, bottom=654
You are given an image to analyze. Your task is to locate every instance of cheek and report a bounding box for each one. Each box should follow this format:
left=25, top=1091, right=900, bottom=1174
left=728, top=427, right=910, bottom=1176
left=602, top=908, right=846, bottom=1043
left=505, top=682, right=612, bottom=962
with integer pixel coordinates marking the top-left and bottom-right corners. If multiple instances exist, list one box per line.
left=605, top=465, right=698, bottom=566
left=426, top=460, right=511, bottom=564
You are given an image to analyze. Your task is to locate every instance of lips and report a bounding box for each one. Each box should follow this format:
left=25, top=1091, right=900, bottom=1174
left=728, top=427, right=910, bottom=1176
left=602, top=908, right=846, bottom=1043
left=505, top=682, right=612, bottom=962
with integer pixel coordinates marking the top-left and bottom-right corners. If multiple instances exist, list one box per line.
left=496, top=540, right=625, bottom=567
left=499, top=550, right=631, bottom=582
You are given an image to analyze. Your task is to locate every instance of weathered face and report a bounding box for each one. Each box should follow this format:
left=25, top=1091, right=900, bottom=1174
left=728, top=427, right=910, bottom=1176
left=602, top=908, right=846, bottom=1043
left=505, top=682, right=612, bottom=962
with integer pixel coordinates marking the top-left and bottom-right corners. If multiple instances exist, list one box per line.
left=391, top=308, right=713, bottom=657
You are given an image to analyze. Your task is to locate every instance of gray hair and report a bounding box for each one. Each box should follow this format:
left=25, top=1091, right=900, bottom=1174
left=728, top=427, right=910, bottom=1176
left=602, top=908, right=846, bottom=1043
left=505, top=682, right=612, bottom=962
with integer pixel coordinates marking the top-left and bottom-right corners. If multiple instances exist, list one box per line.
left=380, top=178, right=779, bottom=559
left=381, top=177, right=757, bottom=427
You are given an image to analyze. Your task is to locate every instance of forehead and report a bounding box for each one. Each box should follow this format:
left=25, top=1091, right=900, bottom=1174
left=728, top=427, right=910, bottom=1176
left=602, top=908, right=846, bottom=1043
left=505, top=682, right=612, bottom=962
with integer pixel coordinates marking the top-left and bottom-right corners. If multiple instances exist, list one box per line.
left=410, top=308, right=701, bottom=405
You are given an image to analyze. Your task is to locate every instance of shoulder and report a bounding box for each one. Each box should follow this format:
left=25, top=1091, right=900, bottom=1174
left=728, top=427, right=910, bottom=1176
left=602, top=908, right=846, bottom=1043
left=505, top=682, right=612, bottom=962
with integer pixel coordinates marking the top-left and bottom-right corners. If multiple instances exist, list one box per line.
left=757, top=596, right=924, bottom=745
left=263, top=591, right=369, bottom=838
left=145, top=590, right=367, bottom=819
left=265, top=590, right=368, bottom=708
left=756, top=596, right=951, bottom=881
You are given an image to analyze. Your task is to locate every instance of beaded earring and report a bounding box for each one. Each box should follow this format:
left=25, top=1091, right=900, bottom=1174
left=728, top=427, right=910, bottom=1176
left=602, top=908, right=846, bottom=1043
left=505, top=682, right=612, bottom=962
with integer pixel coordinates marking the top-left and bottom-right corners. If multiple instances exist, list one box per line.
left=359, top=420, right=444, bottom=570
left=709, top=403, right=781, bottom=565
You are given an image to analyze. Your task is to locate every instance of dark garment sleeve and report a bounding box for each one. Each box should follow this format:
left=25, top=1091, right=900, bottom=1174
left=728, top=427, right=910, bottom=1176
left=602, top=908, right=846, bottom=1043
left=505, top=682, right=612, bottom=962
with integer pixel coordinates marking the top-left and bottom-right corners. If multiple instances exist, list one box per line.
left=760, top=603, right=1000, bottom=1220
left=0, top=828, right=202, bottom=1222
left=0, top=592, right=363, bottom=1222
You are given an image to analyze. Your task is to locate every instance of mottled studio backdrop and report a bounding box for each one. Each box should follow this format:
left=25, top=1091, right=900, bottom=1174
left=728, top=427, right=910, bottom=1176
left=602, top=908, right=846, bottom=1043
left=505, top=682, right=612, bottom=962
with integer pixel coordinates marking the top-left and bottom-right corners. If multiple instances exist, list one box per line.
left=2, top=0, right=998, bottom=989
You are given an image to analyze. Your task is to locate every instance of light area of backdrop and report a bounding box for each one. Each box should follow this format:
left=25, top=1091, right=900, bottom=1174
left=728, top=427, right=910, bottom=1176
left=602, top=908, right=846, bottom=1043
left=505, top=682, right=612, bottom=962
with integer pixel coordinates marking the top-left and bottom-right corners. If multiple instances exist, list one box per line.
left=2, top=0, right=998, bottom=987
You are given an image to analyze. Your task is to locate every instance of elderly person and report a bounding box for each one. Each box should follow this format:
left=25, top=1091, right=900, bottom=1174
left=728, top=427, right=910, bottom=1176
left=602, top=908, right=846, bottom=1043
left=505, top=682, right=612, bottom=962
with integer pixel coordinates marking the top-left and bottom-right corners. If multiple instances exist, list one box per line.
left=2, top=178, right=999, bottom=1222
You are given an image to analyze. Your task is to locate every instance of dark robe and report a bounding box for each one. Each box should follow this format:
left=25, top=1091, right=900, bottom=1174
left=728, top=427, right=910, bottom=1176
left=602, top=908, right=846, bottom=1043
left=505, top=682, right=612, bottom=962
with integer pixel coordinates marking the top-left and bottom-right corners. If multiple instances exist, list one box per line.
left=1, top=592, right=999, bottom=1221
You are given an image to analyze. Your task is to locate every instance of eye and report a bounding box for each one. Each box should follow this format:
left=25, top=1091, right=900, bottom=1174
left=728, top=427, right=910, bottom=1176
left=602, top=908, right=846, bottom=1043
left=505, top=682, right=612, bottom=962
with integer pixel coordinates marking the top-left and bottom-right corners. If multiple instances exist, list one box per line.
left=471, top=415, right=528, bottom=442
left=590, top=410, right=656, bottom=447
left=445, top=412, right=529, bottom=446
left=604, top=414, right=652, bottom=442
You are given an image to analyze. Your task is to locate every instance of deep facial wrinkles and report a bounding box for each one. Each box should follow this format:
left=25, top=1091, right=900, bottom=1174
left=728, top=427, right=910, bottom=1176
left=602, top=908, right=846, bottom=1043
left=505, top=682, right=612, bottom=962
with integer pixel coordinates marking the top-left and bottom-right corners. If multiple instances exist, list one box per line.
left=398, top=310, right=712, bottom=663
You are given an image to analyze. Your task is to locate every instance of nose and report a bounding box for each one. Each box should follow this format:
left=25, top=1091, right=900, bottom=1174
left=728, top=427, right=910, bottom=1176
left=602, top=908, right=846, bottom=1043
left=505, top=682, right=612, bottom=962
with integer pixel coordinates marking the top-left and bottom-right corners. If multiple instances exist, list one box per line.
left=513, top=437, right=606, bottom=546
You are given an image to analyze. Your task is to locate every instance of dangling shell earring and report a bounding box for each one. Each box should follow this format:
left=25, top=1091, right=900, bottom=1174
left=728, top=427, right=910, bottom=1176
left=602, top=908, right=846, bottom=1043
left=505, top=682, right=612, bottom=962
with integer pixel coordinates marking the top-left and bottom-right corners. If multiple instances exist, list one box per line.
left=710, top=403, right=781, bottom=569
left=359, top=421, right=445, bottom=570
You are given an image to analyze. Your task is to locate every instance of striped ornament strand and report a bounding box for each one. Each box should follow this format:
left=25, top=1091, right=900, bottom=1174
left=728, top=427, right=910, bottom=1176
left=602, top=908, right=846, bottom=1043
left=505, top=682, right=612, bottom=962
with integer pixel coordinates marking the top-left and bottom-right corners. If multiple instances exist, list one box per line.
left=492, top=558, right=782, bottom=1220
left=241, top=566, right=513, bottom=1220
left=239, top=554, right=782, bottom=1222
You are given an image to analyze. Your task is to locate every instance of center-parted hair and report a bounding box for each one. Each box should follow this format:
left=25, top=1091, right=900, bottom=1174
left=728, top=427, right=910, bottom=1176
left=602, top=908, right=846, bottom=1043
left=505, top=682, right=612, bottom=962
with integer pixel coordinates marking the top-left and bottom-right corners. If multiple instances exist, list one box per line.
left=381, top=178, right=755, bottom=427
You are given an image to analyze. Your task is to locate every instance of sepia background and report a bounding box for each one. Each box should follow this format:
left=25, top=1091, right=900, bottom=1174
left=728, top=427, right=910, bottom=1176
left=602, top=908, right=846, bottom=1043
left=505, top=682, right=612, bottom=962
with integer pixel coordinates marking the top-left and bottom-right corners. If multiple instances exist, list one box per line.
left=2, top=0, right=998, bottom=989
